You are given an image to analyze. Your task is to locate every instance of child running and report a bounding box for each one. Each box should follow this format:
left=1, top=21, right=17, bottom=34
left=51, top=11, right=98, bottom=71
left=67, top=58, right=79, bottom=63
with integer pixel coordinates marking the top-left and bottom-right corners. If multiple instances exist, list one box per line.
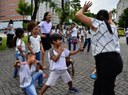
left=15, top=52, right=46, bottom=95
left=39, top=33, right=83, bottom=95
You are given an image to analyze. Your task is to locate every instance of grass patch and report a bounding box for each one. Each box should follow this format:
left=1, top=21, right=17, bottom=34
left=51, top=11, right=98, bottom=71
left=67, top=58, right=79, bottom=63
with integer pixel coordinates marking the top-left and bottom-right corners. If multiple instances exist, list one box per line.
left=0, top=36, right=28, bottom=51
left=0, top=37, right=7, bottom=51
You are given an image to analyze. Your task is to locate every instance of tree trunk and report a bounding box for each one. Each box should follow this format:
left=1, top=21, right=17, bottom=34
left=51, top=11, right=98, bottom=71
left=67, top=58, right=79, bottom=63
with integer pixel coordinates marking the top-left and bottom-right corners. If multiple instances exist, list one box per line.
left=60, top=0, right=65, bottom=25
left=32, top=0, right=41, bottom=21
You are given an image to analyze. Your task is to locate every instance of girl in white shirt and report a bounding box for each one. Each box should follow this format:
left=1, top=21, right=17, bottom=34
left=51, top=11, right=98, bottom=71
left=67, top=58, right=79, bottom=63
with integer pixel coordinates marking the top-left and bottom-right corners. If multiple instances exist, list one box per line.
left=76, top=1, right=123, bottom=95
left=13, top=28, right=26, bottom=78
left=27, top=21, right=44, bottom=65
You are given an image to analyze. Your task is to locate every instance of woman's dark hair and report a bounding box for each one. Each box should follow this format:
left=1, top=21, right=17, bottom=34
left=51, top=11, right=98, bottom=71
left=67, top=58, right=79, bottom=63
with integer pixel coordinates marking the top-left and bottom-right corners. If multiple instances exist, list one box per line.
left=96, top=10, right=113, bottom=34
left=13, top=28, right=24, bottom=47
left=87, top=27, right=91, bottom=34
left=8, top=20, right=13, bottom=27
left=9, top=20, right=13, bottom=24
left=51, top=26, right=55, bottom=29
left=43, top=12, right=50, bottom=21
left=50, top=33, right=62, bottom=44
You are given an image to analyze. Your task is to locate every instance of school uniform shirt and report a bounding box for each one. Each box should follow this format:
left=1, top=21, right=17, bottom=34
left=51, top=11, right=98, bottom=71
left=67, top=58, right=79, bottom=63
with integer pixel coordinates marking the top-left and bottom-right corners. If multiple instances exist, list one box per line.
left=19, top=62, right=38, bottom=88
left=48, top=49, right=70, bottom=71
left=16, top=38, right=26, bottom=54
left=29, top=35, right=41, bottom=53
left=90, top=18, right=120, bottom=56
left=38, top=21, right=52, bottom=34
left=71, top=27, right=78, bottom=37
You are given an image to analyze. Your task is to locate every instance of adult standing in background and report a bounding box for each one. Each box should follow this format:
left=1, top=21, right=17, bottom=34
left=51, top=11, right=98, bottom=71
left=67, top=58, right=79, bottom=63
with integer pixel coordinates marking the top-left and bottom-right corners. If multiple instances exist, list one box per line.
left=76, top=1, right=123, bottom=95
left=80, top=27, right=85, bottom=43
left=68, top=23, right=78, bottom=51
left=38, top=12, right=52, bottom=69
left=125, top=28, right=128, bottom=45
left=6, top=20, right=15, bottom=48
left=83, top=27, right=91, bottom=54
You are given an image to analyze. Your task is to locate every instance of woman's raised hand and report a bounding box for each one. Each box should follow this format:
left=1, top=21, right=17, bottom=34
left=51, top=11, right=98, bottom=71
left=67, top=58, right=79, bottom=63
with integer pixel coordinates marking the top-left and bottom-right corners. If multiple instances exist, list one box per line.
left=83, top=1, right=93, bottom=12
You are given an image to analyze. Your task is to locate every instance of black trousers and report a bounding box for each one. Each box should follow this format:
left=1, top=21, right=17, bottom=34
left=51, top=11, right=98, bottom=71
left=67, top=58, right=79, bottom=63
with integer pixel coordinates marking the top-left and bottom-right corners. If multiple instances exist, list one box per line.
left=93, top=52, right=123, bottom=95
left=126, top=37, right=128, bottom=45
left=7, top=34, right=14, bottom=48
left=41, top=34, right=51, bottom=51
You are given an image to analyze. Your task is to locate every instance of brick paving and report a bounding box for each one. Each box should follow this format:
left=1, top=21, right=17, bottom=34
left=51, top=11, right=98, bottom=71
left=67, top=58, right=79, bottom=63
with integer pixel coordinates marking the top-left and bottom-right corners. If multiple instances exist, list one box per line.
left=0, top=38, right=128, bottom=95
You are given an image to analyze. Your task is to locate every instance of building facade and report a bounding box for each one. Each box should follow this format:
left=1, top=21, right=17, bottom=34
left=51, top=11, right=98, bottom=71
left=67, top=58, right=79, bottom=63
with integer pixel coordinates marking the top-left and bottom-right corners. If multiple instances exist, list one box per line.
left=0, top=0, right=61, bottom=29
left=116, top=0, right=128, bottom=22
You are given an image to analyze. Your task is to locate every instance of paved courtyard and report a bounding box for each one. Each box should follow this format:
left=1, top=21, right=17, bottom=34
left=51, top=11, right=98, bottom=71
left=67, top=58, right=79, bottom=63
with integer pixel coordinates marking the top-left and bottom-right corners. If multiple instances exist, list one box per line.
left=0, top=37, right=128, bottom=95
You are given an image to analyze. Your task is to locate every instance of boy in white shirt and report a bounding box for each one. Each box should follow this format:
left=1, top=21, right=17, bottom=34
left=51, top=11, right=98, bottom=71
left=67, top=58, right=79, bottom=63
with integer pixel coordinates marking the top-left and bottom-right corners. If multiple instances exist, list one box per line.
left=16, top=53, right=46, bottom=95
left=39, top=34, right=83, bottom=95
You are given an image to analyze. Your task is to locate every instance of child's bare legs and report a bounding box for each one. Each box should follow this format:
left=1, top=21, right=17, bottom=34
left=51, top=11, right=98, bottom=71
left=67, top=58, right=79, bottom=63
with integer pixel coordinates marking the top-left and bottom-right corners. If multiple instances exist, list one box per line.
left=92, top=69, right=96, bottom=74
left=41, top=51, right=46, bottom=69
left=39, top=85, right=49, bottom=95
left=68, top=81, right=79, bottom=92
left=68, top=81, right=73, bottom=89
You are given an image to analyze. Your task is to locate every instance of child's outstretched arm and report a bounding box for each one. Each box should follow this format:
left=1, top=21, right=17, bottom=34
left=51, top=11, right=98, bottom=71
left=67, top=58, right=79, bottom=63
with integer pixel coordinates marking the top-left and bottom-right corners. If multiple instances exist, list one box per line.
left=69, top=48, right=84, bottom=55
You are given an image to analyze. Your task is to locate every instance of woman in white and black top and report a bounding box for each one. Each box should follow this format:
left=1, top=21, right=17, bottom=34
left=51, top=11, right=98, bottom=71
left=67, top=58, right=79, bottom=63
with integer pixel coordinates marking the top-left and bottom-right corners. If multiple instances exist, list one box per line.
left=38, top=12, right=52, bottom=69
left=6, top=20, right=15, bottom=48
left=76, top=1, right=123, bottom=95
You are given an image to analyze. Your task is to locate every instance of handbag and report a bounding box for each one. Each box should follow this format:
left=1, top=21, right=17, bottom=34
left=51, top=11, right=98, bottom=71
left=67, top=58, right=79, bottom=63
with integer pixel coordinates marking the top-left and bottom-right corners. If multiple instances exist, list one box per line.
left=71, top=37, right=78, bottom=44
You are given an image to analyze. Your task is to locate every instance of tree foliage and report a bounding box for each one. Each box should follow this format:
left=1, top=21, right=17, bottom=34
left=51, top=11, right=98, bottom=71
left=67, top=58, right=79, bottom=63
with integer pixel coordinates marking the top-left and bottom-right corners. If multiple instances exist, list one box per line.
left=16, top=0, right=32, bottom=19
left=55, top=0, right=96, bottom=26
left=32, top=0, right=57, bottom=21
left=118, top=8, right=128, bottom=28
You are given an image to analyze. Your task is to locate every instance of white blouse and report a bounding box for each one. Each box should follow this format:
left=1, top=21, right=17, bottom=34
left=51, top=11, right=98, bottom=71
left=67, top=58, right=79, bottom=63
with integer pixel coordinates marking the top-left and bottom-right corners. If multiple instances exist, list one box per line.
left=90, top=18, right=120, bottom=56
left=38, top=21, right=52, bottom=34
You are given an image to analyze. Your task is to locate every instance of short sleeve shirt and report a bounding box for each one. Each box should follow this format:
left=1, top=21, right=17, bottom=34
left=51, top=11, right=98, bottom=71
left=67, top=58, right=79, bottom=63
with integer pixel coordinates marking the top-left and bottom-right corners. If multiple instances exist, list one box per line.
left=29, top=35, right=41, bottom=53
left=38, top=21, right=52, bottom=34
left=19, top=62, right=37, bottom=88
left=48, top=49, right=70, bottom=70
left=90, top=18, right=120, bottom=56
left=16, top=39, right=26, bottom=53
left=71, top=27, right=78, bottom=37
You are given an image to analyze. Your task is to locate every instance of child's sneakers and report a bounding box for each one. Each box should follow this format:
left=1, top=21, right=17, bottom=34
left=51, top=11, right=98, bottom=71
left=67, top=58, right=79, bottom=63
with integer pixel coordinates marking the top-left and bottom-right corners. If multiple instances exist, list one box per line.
left=90, top=74, right=97, bottom=79
left=69, top=87, right=79, bottom=93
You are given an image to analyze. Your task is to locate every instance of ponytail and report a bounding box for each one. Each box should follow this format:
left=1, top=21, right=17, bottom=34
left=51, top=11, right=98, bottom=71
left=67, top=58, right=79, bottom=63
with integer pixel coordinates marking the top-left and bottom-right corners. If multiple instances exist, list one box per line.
left=96, top=10, right=113, bottom=34
left=100, top=16, right=113, bottom=34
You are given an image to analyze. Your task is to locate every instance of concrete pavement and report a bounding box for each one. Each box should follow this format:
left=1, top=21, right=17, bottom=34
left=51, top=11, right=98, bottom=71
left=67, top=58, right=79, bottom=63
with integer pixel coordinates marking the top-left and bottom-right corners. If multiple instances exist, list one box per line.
left=0, top=39, right=128, bottom=95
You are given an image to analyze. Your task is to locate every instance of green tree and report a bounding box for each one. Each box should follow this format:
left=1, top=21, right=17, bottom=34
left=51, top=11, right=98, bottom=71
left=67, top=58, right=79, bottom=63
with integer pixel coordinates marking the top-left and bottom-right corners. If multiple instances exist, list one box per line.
left=16, top=0, right=32, bottom=20
left=32, top=0, right=56, bottom=21
left=118, top=8, right=128, bottom=28
left=55, top=0, right=96, bottom=26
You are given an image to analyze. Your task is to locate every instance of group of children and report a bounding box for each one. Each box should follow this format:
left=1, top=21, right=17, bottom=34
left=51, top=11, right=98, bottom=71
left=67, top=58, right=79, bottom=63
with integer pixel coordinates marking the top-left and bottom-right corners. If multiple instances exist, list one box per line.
left=12, top=21, right=86, bottom=95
